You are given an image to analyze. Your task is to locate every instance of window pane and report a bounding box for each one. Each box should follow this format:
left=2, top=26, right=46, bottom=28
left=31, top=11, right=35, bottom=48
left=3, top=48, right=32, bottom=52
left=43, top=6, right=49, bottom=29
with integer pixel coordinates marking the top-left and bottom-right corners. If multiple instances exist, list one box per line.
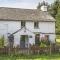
left=34, top=22, right=39, bottom=28
left=21, top=21, right=25, bottom=28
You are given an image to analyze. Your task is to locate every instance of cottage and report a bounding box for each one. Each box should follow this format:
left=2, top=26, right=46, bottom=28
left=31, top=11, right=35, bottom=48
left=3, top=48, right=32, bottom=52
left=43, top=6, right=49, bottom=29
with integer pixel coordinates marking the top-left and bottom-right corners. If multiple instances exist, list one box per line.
left=0, top=4, right=55, bottom=48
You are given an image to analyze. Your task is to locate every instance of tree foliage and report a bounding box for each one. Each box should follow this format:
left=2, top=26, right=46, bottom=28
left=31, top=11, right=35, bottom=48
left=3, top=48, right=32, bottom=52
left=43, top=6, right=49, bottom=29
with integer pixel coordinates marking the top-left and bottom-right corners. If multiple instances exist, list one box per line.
left=37, top=2, right=41, bottom=9
left=37, top=0, right=60, bottom=38
left=49, top=0, right=60, bottom=38
left=56, top=8, right=60, bottom=33
left=0, top=36, right=4, bottom=47
left=37, top=1, right=49, bottom=9
left=49, top=0, right=60, bottom=18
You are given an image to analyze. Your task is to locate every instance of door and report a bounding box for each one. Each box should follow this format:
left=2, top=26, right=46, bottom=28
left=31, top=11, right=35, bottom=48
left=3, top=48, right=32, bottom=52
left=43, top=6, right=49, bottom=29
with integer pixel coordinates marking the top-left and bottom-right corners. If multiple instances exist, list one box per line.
left=20, top=35, right=28, bottom=48
left=35, top=34, right=40, bottom=46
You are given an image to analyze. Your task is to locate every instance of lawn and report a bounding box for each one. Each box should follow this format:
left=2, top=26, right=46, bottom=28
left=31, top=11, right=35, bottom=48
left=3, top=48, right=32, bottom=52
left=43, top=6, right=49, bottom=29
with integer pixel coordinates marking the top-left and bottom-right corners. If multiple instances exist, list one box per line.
left=0, top=53, right=60, bottom=60
left=56, top=39, right=60, bottom=43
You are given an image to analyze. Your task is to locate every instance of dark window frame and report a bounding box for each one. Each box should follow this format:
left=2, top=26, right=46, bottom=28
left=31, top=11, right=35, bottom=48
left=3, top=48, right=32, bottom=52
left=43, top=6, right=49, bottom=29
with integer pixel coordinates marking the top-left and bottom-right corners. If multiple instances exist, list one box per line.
left=34, top=21, right=39, bottom=28
left=21, top=21, right=25, bottom=28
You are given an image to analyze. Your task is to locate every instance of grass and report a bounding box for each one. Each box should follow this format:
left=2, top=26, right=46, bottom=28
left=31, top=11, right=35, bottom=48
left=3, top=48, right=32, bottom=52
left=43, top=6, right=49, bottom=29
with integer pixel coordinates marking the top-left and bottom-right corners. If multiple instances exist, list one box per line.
left=56, top=39, right=60, bottom=43
left=0, top=53, right=60, bottom=60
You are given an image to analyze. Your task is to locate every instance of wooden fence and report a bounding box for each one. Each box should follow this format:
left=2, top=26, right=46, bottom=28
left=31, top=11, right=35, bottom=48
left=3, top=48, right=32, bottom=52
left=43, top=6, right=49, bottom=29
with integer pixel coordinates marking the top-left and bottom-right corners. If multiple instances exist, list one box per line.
left=0, top=45, right=60, bottom=55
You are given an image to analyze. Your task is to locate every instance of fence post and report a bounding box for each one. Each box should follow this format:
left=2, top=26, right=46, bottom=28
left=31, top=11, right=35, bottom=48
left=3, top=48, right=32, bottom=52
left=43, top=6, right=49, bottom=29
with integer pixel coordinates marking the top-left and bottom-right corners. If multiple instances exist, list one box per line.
left=50, top=42, right=52, bottom=55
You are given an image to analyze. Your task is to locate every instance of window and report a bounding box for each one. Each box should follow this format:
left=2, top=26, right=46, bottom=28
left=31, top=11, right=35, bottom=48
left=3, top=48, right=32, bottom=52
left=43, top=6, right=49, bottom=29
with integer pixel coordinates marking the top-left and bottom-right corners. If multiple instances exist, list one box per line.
left=34, top=22, right=39, bottom=28
left=41, top=34, right=49, bottom=41
left=45, top=35, right=49, bottom=40
left=29, top=36, right=32, bottom=38
left=21, top=21, right=25, bottom=28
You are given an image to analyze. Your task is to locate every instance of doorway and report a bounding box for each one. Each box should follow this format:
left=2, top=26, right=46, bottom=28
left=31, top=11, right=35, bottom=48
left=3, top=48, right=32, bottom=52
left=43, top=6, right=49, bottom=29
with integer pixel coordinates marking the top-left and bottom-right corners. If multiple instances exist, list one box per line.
left=35, top=34, right=40, bottom=46
left=20, top=35, right=28, bottom=48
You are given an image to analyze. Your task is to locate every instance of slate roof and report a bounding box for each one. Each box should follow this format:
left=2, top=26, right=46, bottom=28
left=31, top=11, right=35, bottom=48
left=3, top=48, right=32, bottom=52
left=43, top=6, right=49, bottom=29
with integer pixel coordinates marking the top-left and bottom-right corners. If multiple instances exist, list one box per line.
left=0, top=7, right=55, bottom=21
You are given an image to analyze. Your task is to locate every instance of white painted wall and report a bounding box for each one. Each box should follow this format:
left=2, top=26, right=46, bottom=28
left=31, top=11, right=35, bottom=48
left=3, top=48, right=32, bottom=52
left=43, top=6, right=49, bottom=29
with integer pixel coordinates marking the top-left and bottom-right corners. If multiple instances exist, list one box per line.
left=0, top=21, right=55, bottom=34
left=49, top=34, right=56, bottom=43
left=14, top=27, right=35, bottom=47
left=39, top=22, right=55, bottom=33
left=0, top=20, right=55, bottom=46
left=0, top=21, right=21, bottom=46
left=0, top=21, right=21, bottom=34
left=26, top=21, right=34, bottom=31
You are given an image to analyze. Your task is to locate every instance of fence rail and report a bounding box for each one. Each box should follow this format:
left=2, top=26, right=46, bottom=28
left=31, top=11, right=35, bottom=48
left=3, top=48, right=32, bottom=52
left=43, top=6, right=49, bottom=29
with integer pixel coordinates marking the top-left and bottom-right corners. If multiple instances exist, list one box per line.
left=0, top=45, right=60, bottom=55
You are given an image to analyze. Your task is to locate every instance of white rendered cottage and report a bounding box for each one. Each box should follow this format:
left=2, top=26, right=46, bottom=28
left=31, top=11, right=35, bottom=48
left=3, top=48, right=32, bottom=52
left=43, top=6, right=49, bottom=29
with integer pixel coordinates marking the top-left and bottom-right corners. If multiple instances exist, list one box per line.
left=0, top=5, right=55, bottom=48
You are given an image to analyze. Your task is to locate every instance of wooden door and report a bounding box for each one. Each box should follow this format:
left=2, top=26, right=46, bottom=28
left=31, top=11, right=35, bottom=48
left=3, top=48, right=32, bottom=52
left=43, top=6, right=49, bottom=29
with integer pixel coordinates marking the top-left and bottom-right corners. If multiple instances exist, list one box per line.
left=35, top=34, right=40, bottom=46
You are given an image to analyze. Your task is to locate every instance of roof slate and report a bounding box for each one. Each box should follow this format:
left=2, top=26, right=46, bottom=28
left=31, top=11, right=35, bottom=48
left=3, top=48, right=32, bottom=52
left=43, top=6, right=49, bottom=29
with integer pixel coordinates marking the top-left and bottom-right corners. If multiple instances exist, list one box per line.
left=0, top=7, right=55, bottom=21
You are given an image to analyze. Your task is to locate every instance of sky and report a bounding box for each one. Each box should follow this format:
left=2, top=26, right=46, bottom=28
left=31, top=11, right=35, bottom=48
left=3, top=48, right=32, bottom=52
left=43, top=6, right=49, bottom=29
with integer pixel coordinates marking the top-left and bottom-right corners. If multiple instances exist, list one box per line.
left=0, top=0, right=54, bottom=9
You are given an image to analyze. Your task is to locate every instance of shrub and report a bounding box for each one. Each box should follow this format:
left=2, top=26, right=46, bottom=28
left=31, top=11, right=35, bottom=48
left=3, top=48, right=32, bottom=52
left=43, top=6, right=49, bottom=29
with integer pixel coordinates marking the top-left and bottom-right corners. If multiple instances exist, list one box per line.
left=40, top=40, right=50, bottom=47
left=0, top=36, right=4, bottom=48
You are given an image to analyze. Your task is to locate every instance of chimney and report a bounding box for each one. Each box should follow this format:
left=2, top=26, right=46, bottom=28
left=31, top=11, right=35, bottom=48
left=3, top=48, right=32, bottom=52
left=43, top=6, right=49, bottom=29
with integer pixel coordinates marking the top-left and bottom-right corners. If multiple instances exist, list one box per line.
left=40, top=1, right=48, bottom=11
left=41, top=5, right=47, bottom=11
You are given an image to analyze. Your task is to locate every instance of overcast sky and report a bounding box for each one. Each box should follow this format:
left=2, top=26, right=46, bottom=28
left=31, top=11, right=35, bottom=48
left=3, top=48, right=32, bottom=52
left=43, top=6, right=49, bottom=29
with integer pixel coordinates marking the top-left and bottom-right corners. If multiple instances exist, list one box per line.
left=0, top=0, right=54, bottom=9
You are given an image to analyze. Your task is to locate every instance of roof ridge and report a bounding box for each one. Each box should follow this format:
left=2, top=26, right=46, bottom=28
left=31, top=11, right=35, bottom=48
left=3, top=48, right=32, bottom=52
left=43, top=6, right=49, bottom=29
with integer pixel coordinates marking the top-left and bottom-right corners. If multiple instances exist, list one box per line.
left=0, top=7, right=36, bottom=10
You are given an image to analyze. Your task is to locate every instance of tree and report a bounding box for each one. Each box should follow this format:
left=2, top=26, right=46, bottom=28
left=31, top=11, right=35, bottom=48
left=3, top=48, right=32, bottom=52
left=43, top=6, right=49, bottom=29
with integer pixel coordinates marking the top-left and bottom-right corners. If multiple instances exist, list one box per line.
left=48, top=0, right=60, bottom=38
left=37, top=1, right=49, bottom=10
left=56, top=8, right=60, bottom=33
left=49, top=0, right=60, bottom=18
left=37, top=2, right=41, bottom=9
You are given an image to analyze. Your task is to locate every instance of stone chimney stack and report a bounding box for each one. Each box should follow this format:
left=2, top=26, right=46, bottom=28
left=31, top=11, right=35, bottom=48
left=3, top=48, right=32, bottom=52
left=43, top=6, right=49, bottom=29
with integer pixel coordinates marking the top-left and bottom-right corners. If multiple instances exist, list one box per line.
left=40, top=1, right=48, bottom=11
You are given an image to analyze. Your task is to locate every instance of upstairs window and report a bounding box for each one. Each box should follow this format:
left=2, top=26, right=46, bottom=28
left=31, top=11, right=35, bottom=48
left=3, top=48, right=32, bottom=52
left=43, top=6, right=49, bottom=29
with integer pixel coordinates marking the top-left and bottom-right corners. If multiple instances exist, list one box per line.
left=34, top=22, right=39, bottom=28
left=21, top=21, right=25, bottom=28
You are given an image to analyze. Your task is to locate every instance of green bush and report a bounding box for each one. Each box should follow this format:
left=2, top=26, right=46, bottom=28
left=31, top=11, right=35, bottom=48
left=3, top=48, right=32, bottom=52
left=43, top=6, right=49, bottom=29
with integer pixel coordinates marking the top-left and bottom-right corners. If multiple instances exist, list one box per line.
left=40, top=40, right=50, bottom=47
left=40, top=42, right=47, bottom=47
left=0, top=36, right=4, bottom=48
